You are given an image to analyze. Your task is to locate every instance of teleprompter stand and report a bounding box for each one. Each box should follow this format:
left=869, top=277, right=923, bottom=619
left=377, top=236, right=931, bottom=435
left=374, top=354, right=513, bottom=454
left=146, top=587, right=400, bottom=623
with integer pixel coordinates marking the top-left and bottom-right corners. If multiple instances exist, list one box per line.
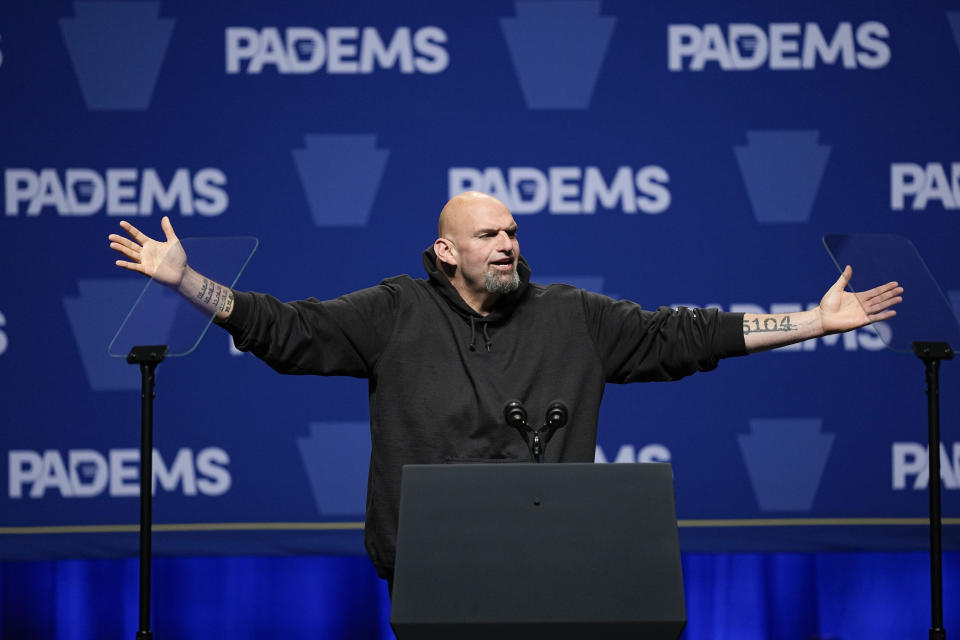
left=127, top=345, right=168, bottom=640
left=825, top=233, right=959, bottom=640
left=390, top=463, right=686, bottom=639
left=109, top=235, right=258, bottom=638
left=914, top=341, right=953, bottom=640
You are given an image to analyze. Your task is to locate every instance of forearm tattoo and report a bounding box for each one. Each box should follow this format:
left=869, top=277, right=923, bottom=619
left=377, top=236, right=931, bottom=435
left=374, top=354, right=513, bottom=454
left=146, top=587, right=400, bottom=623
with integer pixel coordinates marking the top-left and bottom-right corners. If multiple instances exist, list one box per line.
left=202, top=279, right=214, bottom=304
left=221, top=290, right=234, bottom=315
left=196, top=278, right=234, bottom=314
left=743, top=315, right=799, bottom=335
left=196, top=278, right=208, bottom=301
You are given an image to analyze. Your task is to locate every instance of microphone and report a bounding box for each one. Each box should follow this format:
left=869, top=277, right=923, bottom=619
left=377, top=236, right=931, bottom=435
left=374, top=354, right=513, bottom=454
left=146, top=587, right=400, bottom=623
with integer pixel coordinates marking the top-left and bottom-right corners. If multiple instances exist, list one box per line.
left=544, top=400, right=568, bottom=431
left=504, top=400, right=528, bottom=430
left=504, top=400, right=569, bottom=463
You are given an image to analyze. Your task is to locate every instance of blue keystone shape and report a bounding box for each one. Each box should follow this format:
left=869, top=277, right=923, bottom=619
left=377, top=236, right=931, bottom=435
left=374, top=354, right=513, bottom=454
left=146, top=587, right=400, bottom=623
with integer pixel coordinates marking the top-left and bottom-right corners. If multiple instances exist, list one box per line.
left=59, top=1, right=174, bottom=111
left=292, top=135, right=390, bottom=227
left=737, top=419, right=834, bottom=512
left=63, top=279, right=177, bottom=391
left=296, top=422, right=370, bottom=517
left=500, top=1, right=616, bottom=109
left=734, top=130, right=831, bottom=223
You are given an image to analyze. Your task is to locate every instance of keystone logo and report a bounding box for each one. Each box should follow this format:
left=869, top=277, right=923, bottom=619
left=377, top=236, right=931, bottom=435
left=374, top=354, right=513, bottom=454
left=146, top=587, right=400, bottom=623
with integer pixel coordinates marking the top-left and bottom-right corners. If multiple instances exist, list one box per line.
left=292, top=135, right=390, bottom=227
left=296, top=422, right=369, bottom=517
left=500, top=1, right=616, bottom=109
left=59, top=1, right=174, bottom=110
left=949, top=13, right=960, bottom=59
left=737, top=419, right=834, bottom=511
left=734, top=130, right=831, bottom=223
left=63, top=279, right=178, bottom=391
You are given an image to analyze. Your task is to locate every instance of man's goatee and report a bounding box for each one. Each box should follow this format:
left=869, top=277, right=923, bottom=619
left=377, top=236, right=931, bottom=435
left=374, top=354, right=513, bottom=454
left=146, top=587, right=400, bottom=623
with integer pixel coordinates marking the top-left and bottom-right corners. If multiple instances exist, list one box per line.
left=484, top=269, right=520, bottom=294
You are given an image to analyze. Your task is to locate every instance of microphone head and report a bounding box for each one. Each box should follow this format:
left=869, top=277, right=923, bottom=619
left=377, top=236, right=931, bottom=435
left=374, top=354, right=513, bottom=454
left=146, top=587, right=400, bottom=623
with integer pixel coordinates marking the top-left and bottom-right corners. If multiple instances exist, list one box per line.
left=545, top=400, right=568, bottom=430
left=504, top=400, right=528, bottom=428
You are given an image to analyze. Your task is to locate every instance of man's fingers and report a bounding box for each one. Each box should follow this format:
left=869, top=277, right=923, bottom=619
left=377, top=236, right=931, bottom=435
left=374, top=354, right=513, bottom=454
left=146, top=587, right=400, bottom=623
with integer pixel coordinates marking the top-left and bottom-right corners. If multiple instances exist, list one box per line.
left=876, top=287, right=904, bottom=304
left=868, top=309, right=897, bottom=322
left=860, top=284, right=903, bottom=307
left=110, top=241, right=141, bottom=262
left=160, top=216, right=178, bottom=243
left=861, top=281, right=901, bottom=298
left=866, top=295, right=902, bottom=314
left=849, top=278, right=903, bottom=318
left=115, top=259, right=145, bottom=274
left=841, top=265, right=852, bottom=283
left=108, top=233, right=141, bottom=252
left=119, top=220, right=150, bottom=244
left=831, top=265, right=853, bottom=292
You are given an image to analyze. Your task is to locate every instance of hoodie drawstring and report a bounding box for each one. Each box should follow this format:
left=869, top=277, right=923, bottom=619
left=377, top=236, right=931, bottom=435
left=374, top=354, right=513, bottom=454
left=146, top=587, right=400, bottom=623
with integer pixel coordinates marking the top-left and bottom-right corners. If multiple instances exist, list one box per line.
left=467, top=316, right=493, bottom=352
left=481, top=323, right=492, bottom=352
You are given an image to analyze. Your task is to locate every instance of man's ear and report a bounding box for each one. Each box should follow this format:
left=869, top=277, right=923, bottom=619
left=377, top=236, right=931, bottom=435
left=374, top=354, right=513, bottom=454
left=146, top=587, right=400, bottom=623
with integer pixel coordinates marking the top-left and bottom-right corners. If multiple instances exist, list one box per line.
left=434, top=237, right=457, bottom=267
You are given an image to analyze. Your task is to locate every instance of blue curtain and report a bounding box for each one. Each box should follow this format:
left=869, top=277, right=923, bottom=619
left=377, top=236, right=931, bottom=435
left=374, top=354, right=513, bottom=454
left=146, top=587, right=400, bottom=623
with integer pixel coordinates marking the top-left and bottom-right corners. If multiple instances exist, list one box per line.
left=2, top=552, right=958, bottom=639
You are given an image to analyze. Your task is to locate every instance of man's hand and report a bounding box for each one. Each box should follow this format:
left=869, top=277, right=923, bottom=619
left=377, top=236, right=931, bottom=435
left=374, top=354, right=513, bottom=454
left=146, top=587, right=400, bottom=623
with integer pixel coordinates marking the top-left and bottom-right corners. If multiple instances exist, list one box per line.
left=109, top=217, right=235, bottom=319
left=817, top=265, right=903, bottom=335
left=108, top=216, right=186, bottom=288
left=743, top=266, right=903, bottom=353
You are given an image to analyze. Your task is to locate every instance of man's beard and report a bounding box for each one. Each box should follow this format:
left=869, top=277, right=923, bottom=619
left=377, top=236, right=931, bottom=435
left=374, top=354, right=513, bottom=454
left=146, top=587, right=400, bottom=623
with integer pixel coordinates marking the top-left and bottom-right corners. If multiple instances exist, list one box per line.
left=484, top=267, right=520, bottom=294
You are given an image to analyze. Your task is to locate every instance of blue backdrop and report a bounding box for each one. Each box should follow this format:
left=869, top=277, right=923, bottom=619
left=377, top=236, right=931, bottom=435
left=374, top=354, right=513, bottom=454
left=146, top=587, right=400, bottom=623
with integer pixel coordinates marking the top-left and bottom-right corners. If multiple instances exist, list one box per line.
left=1, top=0, right=959, bottom=637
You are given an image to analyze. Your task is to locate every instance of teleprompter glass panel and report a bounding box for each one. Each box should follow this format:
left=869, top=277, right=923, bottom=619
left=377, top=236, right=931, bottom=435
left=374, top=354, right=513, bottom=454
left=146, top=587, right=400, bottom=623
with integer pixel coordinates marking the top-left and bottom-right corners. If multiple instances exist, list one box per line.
left=823, top=233, right=959, bottom=355
left=108, top=236, right=258, bottom=358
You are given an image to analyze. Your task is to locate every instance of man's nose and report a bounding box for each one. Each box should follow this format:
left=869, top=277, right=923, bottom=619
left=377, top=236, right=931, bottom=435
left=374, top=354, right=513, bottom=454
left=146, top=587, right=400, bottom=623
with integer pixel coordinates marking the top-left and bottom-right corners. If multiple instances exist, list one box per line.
left=496, top=230, right=513, bottom=252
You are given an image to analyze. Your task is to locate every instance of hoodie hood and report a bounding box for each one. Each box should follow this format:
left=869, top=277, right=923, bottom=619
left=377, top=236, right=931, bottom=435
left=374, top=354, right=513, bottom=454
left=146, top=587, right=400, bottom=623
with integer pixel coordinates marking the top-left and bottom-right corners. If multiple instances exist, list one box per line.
left=421, top=246, right=532, bottom=351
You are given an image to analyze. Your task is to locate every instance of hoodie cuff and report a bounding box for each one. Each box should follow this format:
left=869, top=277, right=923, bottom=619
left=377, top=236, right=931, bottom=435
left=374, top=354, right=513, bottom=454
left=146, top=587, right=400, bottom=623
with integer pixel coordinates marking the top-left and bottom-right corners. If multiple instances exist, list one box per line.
left=717, top=312, right=748, bottom=358
left=214, top=290, right=252, bottom=335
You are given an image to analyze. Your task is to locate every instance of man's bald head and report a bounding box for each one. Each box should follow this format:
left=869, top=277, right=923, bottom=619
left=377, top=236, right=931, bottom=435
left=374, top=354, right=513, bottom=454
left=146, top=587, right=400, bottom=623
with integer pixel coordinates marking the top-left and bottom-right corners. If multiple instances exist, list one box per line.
left=433, top=191, right=520, bottom=314
left=438, top=191, right=511, bottom=240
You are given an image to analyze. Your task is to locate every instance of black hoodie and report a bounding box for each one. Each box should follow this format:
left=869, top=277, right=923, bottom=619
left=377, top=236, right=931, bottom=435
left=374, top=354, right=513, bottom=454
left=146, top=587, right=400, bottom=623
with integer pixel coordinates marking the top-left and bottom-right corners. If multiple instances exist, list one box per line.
left=220, top=248, right=746, bottom=578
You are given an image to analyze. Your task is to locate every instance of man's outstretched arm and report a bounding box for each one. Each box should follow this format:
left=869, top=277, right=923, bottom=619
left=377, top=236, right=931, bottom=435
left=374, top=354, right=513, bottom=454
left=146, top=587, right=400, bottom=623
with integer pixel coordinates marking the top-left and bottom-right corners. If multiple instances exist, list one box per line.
left=742, top=266, right=903, bottom=353
left=108, top=215, right=235, bottom=320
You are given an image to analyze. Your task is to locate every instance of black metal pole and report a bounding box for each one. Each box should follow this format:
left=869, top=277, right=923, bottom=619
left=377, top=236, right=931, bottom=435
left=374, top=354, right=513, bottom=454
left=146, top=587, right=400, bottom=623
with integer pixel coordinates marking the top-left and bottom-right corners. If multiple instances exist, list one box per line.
left=127, top=345, right=168, bottom=640
left=925, top=356, right=944, bottom=640
left=913, top=341, right=952, bottom=640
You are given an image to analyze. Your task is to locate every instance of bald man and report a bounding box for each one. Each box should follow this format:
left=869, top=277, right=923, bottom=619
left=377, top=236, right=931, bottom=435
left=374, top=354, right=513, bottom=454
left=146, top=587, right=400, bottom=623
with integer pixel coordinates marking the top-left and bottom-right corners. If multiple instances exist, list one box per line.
left=109, top=191, right=902, bottom=584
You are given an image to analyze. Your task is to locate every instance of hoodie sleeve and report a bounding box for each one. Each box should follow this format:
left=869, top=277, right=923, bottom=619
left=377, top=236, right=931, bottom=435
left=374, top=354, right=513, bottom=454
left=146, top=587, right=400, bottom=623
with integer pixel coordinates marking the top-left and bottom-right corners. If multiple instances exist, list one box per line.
left=581, top=290, right=747, bottom=383
left=217, top=282, right=400, bottom=378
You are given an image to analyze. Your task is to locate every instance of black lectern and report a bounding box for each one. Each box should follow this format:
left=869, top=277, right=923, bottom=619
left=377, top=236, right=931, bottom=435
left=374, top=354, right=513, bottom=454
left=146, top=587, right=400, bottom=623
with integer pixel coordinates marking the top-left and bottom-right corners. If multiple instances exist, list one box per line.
left=390, top=463, right=686, bottom=639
